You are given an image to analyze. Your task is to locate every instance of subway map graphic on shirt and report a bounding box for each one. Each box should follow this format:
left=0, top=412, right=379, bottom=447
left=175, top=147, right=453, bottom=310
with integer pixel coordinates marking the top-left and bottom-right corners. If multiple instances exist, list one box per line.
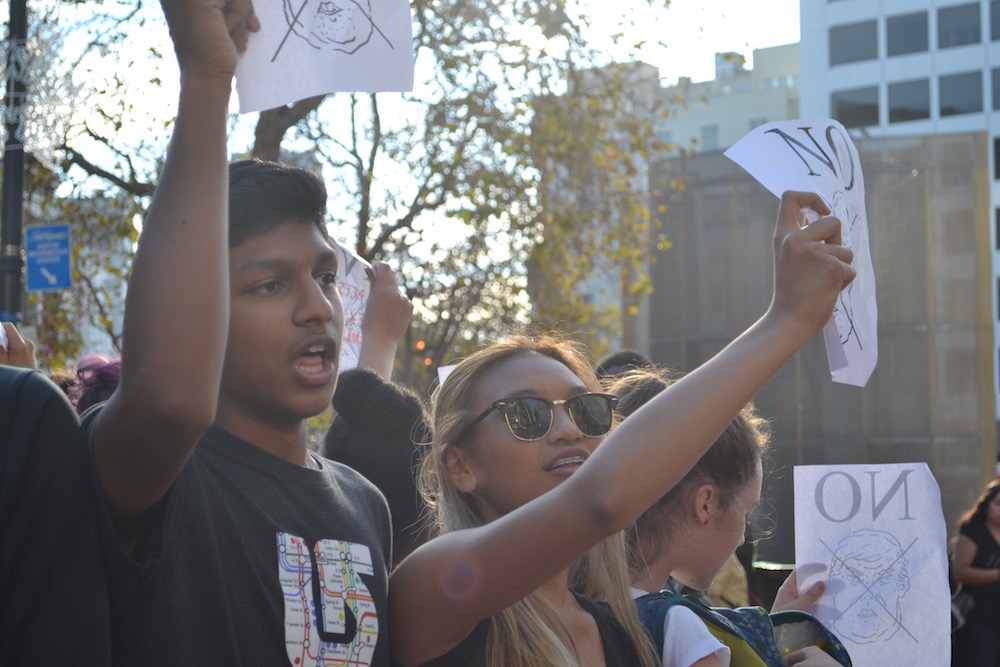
left=278, top=533, right=379, bottom=666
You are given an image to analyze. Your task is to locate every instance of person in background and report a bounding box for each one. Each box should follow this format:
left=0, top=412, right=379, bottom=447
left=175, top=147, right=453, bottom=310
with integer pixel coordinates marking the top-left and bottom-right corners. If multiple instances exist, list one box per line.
left=48, top=369, right=76, bottom=399
left=1, top=355, right=111, bottom=663
left=607, top=366, right=841, bottom=667
left=594, top=348, right=652, bottom=380
left=603, top=364, right=751, bottom=610
left=72, top=354, right=122, bottom=414
left=952, top=479, right=1000, bottom=667
left=323, top=260, right=434, bottom=566
left=0, top=322, right=122, bottom=414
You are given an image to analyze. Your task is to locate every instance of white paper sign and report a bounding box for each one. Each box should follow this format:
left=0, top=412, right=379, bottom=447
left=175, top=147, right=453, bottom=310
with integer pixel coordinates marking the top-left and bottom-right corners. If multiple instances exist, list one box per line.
left=235, top=0, right=415, bottom=113
left=725, top=119, right=877, bottom=387
left=437, top=364, right=456, bottom=386
left=334, top=242, right=371, bottom=373
left=793, top=463, right=950, bottom=667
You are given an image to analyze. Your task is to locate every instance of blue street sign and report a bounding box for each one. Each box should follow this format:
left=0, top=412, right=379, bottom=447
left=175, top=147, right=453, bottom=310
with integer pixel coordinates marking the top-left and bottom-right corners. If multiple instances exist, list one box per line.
left=25, top=224, right=72, bottom=292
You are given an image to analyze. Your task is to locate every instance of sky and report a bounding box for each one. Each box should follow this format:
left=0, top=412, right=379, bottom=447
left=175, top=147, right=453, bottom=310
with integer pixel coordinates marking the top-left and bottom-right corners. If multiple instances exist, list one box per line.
left=585, top=0, right=801, bottom=85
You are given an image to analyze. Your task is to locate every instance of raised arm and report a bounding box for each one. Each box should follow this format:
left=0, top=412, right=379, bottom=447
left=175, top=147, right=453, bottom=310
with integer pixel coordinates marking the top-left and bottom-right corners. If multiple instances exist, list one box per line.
left=390, top=191, right=856, bottom=663
left=355, top=260, right=413, bottom=380
left=92, top=0, right=259, bottom=518
left=581, top=191, right=852, bottom=525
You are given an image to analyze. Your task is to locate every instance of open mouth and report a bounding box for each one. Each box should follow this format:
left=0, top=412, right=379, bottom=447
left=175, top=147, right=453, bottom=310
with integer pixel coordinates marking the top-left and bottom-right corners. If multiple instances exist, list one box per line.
left=294, top=343, right=335, bottom=374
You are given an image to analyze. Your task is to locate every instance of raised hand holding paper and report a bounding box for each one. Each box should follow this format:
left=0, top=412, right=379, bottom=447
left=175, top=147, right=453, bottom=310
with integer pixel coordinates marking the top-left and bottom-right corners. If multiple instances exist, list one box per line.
left=235, top=0, right=415, bottom=113
left=725, top=119, right=877, bottom=387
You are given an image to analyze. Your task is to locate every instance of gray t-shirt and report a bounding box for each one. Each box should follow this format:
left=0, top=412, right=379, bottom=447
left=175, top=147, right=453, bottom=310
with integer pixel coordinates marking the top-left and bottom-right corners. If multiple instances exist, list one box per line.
left=86, top=415, right=392, bottom=666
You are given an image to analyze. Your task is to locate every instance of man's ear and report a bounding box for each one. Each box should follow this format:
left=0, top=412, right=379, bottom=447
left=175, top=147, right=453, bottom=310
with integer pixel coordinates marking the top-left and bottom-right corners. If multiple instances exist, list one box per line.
left=693, top=484, right=716, bottom=526
left=445, top=447, right=477, bottom=494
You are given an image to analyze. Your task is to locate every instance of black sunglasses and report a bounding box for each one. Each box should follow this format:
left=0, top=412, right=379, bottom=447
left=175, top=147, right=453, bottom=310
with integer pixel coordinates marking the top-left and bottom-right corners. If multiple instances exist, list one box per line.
left=460, top=393, right=619, bottom=442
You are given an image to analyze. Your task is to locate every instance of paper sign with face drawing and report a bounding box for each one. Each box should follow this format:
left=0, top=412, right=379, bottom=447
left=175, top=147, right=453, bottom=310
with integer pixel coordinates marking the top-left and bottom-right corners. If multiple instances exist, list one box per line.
left=724, top=118, right=877, bottom=387
left=793, top=463, right=950, bottom=667
left=235, top=0, right=414, bottom=113
left=334, top=241, right=371, bottom=373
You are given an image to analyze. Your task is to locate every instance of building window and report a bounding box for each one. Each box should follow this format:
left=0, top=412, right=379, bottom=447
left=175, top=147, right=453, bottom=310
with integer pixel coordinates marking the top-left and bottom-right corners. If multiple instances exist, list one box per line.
left=888, top=12, right=929, bottom=56
left=888, top=79, right=930, bottom=123
left=994, top=137, right=1000, bottom=180
left=995, top=208, right=1000, bottom=249
left=993, top=138, right=1000, bottom=181
left=993, top=0, right=1000, bottom=41
left=830, top=20, right=877, bottom=65
left=831, top=86, right=879, bottom=128
left=700, top=125, right=719, bottom=152
left=940, top=71, right=983, bottom=116
left=938, top=3, right=981, bottom=49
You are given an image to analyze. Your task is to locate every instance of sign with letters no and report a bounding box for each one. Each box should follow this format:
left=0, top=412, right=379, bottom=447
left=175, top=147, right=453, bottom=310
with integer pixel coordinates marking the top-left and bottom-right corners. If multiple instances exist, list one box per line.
left=793, top=463, right=950, bottom=666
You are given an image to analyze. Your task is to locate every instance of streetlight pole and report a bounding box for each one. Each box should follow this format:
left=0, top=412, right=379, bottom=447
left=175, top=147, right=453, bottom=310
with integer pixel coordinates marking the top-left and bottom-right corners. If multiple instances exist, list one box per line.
left=0, top=0, right=26, bottom=322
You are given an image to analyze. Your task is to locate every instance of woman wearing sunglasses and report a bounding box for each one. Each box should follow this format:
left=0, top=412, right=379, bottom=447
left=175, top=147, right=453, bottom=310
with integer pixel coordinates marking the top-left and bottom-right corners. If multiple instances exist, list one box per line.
left=389, top=191, right=856, bottom=667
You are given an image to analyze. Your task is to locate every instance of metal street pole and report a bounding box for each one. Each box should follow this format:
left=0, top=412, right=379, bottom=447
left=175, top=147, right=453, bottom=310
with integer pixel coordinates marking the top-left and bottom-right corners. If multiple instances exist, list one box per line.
left=0, top=0, right=26, bottom=322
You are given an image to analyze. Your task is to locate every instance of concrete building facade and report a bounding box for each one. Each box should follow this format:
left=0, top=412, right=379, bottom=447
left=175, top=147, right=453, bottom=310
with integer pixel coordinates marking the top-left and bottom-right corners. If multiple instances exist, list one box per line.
left=799, top=0, right=1000, bottom=423
left=647, top=132, right=995, bottom=562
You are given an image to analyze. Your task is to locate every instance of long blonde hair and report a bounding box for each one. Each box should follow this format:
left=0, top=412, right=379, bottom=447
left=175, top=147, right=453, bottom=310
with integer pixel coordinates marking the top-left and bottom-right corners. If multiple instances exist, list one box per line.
left=418, top=334, right=659, bottom=667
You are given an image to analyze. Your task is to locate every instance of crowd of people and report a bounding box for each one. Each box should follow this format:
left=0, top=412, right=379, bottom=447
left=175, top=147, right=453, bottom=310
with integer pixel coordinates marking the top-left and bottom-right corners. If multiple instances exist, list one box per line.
left=3, top=0, right=965, bottom=665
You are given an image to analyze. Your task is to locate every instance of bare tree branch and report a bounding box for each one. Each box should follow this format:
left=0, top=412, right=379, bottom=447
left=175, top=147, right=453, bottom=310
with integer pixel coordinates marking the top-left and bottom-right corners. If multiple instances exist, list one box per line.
left=252, top=94, right=327, bottom=161
left=62, top=147, right=155, bottom=197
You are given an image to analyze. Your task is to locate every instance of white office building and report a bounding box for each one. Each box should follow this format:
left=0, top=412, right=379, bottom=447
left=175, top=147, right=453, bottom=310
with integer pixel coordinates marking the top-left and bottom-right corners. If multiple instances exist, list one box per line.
left=655, top=44, right=800, bottom=156
left=800, top=0, right=1000, bottom=418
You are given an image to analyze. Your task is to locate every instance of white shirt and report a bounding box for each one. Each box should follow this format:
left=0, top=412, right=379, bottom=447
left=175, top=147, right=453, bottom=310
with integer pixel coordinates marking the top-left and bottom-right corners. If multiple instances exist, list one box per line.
left=631, top=586, right=731, bottom=667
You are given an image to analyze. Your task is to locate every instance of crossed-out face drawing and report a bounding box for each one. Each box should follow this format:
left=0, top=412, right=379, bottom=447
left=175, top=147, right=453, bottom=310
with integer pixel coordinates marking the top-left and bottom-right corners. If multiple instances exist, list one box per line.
left=283, top=0, right=375, bottom=53
left=827, top=529, right=912, bottom=644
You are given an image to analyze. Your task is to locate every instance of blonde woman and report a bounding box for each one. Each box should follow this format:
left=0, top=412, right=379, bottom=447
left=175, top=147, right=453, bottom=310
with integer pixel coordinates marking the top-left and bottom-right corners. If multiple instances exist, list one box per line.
left=388, top=192, right=855, bottom=667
